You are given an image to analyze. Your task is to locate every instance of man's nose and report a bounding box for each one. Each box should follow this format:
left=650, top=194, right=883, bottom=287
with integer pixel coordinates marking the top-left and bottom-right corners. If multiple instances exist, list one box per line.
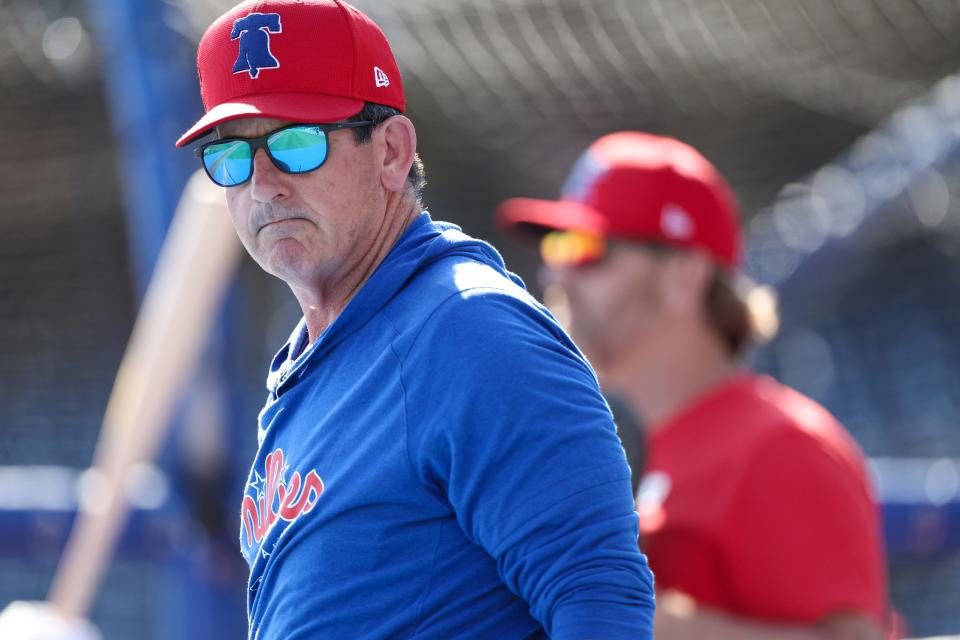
left=250, top=148, right=289, bottom=203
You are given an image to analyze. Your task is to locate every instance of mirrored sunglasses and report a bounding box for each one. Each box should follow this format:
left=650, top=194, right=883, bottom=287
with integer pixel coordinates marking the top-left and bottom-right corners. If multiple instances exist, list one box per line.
left=196, top=121, right=375, bottom=187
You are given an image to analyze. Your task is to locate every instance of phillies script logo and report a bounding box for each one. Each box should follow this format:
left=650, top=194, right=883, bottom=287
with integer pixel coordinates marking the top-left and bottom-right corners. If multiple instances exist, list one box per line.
left=242, top=448, right=324, bottom=547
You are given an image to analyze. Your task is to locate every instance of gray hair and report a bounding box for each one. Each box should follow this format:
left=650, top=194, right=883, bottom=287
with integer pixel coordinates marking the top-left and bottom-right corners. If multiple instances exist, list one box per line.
left=347, top=103, right=427, bottom=207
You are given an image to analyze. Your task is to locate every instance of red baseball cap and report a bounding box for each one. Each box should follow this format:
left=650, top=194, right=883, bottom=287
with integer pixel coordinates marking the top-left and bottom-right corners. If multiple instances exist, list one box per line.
left=496, top=132, right=743, bottom=268
left=176, top=0, right=405, bottom=148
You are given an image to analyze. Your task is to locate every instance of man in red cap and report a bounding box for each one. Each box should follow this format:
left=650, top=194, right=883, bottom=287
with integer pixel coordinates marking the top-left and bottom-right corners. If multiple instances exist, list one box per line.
left=172, top=2, right=655, bottom=640
left=497, top=131, right=890, bottom=640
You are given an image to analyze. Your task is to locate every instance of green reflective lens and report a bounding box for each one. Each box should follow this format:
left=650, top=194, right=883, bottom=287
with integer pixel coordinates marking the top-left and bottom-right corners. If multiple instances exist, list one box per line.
left=267, top=126, right=328, bottom=173
left=202, top=140, right=253, bottom=187
left=196, top=120, right=373, bottom=187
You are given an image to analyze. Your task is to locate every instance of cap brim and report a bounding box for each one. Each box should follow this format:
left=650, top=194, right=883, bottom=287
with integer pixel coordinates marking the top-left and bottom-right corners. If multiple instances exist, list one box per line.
left=176, top=92, right=366, bottom=147
left=495, top=197, right=609, bottom=242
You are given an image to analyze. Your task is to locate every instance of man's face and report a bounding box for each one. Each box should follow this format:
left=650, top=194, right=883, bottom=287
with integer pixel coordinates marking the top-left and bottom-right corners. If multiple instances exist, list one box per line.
left=219, top=117, right=385, bottom=291
left=542, top=242, right=668, bottom=369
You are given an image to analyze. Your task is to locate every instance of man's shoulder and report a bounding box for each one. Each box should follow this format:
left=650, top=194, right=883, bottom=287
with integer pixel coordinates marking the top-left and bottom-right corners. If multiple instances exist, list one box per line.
left=672, top=374, right=861, bottom=466
left=385, top=254, right=544, bottom=333
left=381, top=254, right=580, bottom=374
left=747, top=375, right=852, bottom=439
left=414, top=252, right=529, bottom=299
left=700, top=374, right=836, bottom=434
left=729, top=375, right=870, bottom=479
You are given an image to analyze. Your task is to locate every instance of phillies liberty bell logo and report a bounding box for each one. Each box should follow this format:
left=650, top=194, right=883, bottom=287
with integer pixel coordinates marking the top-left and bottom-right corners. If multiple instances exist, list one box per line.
left=231, top=12, right=283, bottom=79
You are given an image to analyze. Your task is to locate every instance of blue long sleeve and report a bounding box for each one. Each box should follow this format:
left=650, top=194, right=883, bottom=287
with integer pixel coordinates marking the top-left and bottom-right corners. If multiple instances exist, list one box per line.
left=402, top=280, right=655, bottom=638
left=242, top=216, right=654, bottom=639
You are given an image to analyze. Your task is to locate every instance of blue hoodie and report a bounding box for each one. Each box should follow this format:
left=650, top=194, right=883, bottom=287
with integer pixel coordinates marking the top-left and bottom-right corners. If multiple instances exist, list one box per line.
left=241, top=213, right=655, bottom=639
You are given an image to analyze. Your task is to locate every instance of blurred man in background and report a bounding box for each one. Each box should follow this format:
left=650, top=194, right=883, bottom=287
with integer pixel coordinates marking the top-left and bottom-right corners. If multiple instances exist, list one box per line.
left=497, top=131, right=890, bottom=640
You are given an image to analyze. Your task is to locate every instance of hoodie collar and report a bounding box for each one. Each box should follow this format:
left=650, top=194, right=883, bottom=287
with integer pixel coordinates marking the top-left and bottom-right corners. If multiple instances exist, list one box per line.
left=267, top=212, right=522, bottom=394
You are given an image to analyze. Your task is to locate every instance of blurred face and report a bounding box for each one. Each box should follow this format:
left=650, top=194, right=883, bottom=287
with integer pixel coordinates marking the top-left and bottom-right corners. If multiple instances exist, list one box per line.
left=218, top=117, right=385, bottom=290
left=542, top=242, right=668, bottom=369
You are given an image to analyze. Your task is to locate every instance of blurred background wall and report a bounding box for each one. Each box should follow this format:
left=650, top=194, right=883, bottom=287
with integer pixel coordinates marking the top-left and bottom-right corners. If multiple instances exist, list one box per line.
left=1, top=0, right=959, bottom=637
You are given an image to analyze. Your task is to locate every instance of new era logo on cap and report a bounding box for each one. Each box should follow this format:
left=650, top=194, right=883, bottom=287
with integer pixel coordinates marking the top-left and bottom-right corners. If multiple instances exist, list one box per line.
left=374, top=66, right=390, bottom=87
left=661, top=203, right=695, bottom=240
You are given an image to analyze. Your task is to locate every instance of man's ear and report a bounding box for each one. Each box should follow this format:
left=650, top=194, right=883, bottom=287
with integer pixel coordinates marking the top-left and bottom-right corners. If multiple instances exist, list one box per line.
left=657, top=249, right=714, bottom=314
left=376, top=115, right=417, bottom=193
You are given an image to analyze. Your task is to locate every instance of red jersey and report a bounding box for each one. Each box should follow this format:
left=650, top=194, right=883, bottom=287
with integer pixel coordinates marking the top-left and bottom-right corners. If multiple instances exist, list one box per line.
left=637, top=373, right=887, bottom=626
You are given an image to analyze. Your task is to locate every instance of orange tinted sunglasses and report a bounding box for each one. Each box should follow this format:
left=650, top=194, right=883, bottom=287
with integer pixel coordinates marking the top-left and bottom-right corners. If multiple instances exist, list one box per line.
left=540, top=230, right=607, bottom=267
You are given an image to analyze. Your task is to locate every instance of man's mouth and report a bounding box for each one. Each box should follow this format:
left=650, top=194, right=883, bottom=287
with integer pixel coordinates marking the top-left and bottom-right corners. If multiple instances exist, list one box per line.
left=258, top=217, right=307, bottom=233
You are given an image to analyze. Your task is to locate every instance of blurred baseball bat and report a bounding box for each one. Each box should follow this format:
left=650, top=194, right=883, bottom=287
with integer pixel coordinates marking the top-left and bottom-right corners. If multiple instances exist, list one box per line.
left=47, top=170, right=241, bottom=619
